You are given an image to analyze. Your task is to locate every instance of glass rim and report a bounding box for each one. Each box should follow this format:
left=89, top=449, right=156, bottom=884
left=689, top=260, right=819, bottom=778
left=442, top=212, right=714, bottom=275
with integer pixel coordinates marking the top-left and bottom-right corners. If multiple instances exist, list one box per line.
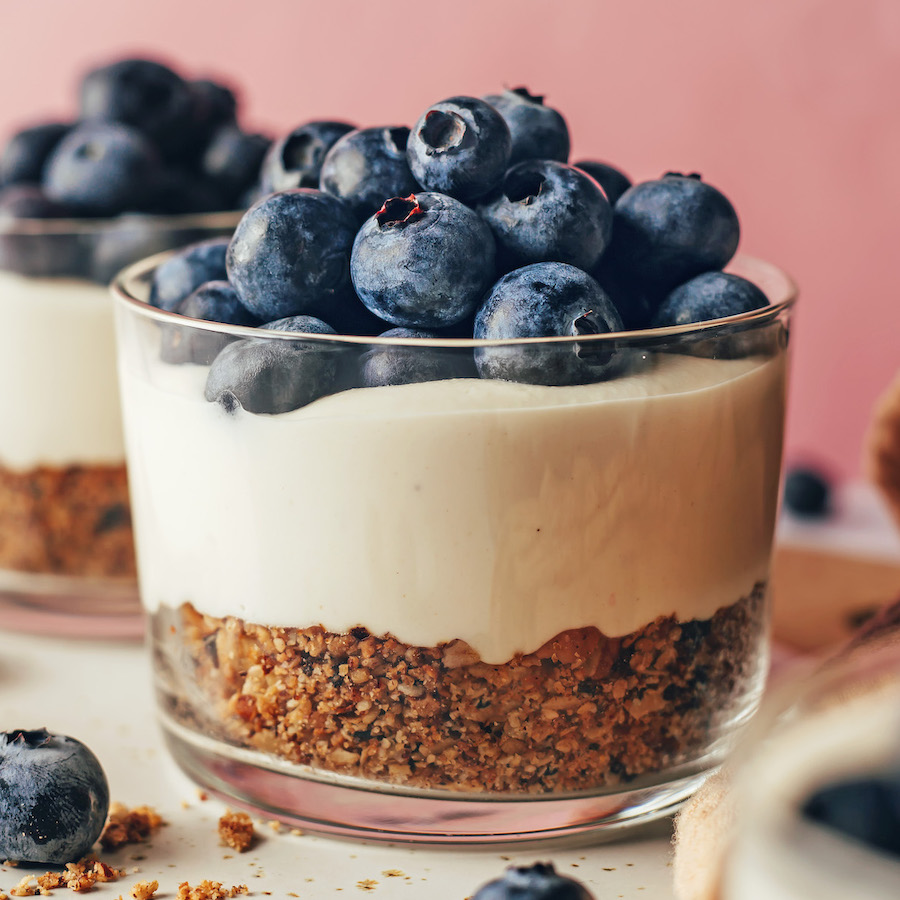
left=0, top=208, right=242, bottom=237
left=111, top=251, right=797, bottom=350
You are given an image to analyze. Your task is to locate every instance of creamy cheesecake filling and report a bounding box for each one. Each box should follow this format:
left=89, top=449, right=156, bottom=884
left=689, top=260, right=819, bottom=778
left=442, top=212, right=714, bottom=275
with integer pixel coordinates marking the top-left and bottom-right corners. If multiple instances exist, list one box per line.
left=0, top=269, right=125, bottom=469
left=123, top=349, right=786, bottom=663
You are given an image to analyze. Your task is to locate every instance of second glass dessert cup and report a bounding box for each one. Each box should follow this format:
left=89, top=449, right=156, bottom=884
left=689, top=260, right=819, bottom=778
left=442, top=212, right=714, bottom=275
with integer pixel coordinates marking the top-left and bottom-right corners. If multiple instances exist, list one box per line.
left=113, top=254, right=795, bottom=841
left=0, top=212, right=237, bottom=637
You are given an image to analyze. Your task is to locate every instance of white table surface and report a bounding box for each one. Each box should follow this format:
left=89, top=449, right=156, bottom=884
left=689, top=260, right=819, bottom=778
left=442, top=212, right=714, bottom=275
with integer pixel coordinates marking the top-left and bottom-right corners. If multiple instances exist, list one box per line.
left=0, top=629, right=676, bottom=899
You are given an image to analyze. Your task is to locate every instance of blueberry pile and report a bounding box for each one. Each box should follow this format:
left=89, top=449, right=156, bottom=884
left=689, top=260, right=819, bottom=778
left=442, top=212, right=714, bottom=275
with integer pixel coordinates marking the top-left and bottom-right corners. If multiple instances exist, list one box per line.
left=0, top=57, right=270, bottom=220
left=146, top=87, right=772, bottom=415
left=0, top=728, right=110, bottom=865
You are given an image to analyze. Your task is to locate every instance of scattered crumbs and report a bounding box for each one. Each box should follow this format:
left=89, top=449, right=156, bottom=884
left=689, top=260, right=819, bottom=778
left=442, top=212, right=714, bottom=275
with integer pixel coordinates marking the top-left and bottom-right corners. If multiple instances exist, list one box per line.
left=500, top=855, right=511, bottom=861
left=0, top=892, right=7, bottom=899
left=602, top=867, right=616, bottom=872
left=571, top=863, right=579, bottom=868
left=305, top=878, right=315, bottom=883
left=129, top=878, right=159, bottom=900
left=382, top=870, right=405, bottom=878
left=130, top=867, right=141, bottom=874
left=168, top=864, right=178, bottom=868
left=175, top=882, right=248, bottom=900
left=638, top=888, right=645, bottom=892
left=131, top=855, right=146, bottom=862
left=9, top=857, right=124, bottom=895
left=288, top=894, right=300, bottom=898
left=579, top=856, right=586, bottom=861
left=223, top=855, right=233, bottom=860
left=181, top=800, right=191, bottom=810
left=197, top=790, right=209, bottom=802
left=267, top=820, right=283, bottom=833
left=626, top=863, right=634, bottom=867
left=101, top=803, right=166, bottom=850
left=290, top=828, right=304, bottom=837
left=357, top=880, right=378, bottom=892
left=253, top=870, right=266, bottom=879
left=218, top=811, right=256, bottom=853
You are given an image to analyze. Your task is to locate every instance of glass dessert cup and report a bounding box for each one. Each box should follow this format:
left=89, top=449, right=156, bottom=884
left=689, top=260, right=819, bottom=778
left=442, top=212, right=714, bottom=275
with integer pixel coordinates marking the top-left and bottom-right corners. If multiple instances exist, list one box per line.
left=113, top=254, right=795, bottom=842
left=0, top=212, right=238, bottom=638
left=720, top=628, right=900, bottom=899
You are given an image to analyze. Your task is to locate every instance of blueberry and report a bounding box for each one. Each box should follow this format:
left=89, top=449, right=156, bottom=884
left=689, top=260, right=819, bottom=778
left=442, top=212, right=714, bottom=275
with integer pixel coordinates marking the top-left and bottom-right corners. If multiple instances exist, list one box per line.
left=360, top=327, right=475, bottom=387
left=611, top=173, right=740, bottom=291
left=0, top=183, right=70, bottom=220
left=149, top=238, right=229, bottom=311
left=479, top=160, right=612, bottom=272
left=351, top=192, right=496, bottom=329
left=43, top=122, right=160, bottom=217
left=319, top=126, right=420, bottom=222
left=474, top=262, right=624, bottom=386
left=0, top=122, right=71, bottom=186
left=259, top=121, right=356, bottom=193
left=205, top=316, right=338, bottom=415
left=572, top=159, right=632, bottom=206
left=162, top=280, right=257, bottom=365
left=592, top=255, right=664, bottom=330
left=202, top=126, right=271, bottom=209
left=803, top=771, right=900, bottom=859
left=783, top=466, right=832, bottom=518
left=187, top=78, right=238, bottom=139
left=471, top=862, right=594, bottom=900
left=0, top=728, right=109, bottom=865
left=407, top=96, right=511, bottom=202
left=79, top=57, right=194, bottom=161
left=652, top=271, right=767, bottom=327
left=142, top=166, right=230, bottom=215
left=227, top=189, right=357, bottom=321
left=483, top=87, right=570, bottom=165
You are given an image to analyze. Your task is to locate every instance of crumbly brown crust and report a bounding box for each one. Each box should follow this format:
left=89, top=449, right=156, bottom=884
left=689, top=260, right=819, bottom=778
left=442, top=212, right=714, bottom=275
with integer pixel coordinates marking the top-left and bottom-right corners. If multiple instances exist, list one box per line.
left=217, top=812, right=255, bottom=853
left=100, top=803, right=165, bottom=850
left=166, top=584, right=766, bottom=793
left=126, top=880, right=159, bottom=900
left=0, top=462, right=135, bottom=577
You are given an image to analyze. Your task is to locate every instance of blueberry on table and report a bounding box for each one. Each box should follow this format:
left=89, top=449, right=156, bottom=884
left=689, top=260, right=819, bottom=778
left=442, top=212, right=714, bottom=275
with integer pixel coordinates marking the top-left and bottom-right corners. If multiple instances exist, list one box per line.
left=0, top=122, right=71, bottom=186
left=360, top=327, right=476, bottom=387
left=483, top=87, right=570, bottom=165
left=149, top=238, right=230, bottom=312
left=471, top=862, right=594, bottom=900
left=803, top=771, right=900, bottom=859
left=610, top=172, right=740, bottom=291
left=227, top=189, right=357, bottom=321
left=572, top=159, right=632, bottom=206
left=78, top=57, right=194, bottom=161
left=478, top=160, right=613, bottom=272
left=163, top=280, right=258, bottom=365
left=259, top=121, right=356, bottom=193
left=407, top=96, right=511, bottom=202
left=0, top=728, right=110, bottom=865
left=205, top=315, right=339, bottom=414
left=783, top=466, right=832, bottom=518
left=319, top=126, right=420, bottom=223
left=43, top=122, right=161, bottom=217
left=350, top=192, right=496, bottom=329
left=474, top=261, right=624, bottom=386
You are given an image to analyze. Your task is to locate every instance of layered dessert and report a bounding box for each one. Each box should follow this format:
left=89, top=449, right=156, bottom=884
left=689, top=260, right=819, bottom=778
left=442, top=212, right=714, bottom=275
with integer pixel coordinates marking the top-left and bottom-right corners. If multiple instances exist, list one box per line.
left=0, top=57, right=267, bottom=586
left=115, top=86, right=794, bottom=818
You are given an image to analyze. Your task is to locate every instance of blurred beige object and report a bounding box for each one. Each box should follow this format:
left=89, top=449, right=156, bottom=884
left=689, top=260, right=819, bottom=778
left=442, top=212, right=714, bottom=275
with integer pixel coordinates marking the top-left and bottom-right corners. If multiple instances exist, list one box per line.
left=866, top=369, right=900, bottom=530
left=771, top=544, right=900, bottom=652
left=673, top=602, right=900, bottom=900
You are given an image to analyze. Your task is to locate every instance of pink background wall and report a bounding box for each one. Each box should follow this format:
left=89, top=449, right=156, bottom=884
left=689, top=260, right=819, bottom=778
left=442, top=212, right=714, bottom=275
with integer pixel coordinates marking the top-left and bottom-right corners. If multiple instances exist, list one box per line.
left=2, top=0, right=898, bottom=479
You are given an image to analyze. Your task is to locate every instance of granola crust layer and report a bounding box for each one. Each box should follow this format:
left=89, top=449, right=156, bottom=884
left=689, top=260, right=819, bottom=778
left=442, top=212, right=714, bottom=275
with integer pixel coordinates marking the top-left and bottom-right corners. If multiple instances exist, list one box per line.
left=0, top=462, right=135, bottom=577
left=169, top=584, right=766, bottom=794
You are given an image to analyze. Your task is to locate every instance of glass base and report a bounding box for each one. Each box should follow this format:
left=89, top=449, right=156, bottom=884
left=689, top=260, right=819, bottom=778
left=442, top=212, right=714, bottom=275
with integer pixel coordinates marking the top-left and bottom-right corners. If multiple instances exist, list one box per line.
left=160, top=710, right=711, bottom=844
left=0, top=567, right=143, bottom=639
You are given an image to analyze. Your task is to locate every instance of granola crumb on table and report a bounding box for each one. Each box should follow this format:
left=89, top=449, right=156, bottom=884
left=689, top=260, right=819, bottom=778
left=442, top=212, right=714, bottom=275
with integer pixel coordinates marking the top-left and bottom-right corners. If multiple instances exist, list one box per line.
left=217, top=812, right=255, bottom=853
left=176, top=881, right=248, bottom=900
left=100, top=804, right=165, bottom=850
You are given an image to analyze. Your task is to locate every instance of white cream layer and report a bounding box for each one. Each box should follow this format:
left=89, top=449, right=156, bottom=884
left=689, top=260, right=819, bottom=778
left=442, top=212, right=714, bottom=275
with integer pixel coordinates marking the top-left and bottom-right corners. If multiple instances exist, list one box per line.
left=121, top=351, right=786, bottom=664
left=0, top=269, right=125, bottom=468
